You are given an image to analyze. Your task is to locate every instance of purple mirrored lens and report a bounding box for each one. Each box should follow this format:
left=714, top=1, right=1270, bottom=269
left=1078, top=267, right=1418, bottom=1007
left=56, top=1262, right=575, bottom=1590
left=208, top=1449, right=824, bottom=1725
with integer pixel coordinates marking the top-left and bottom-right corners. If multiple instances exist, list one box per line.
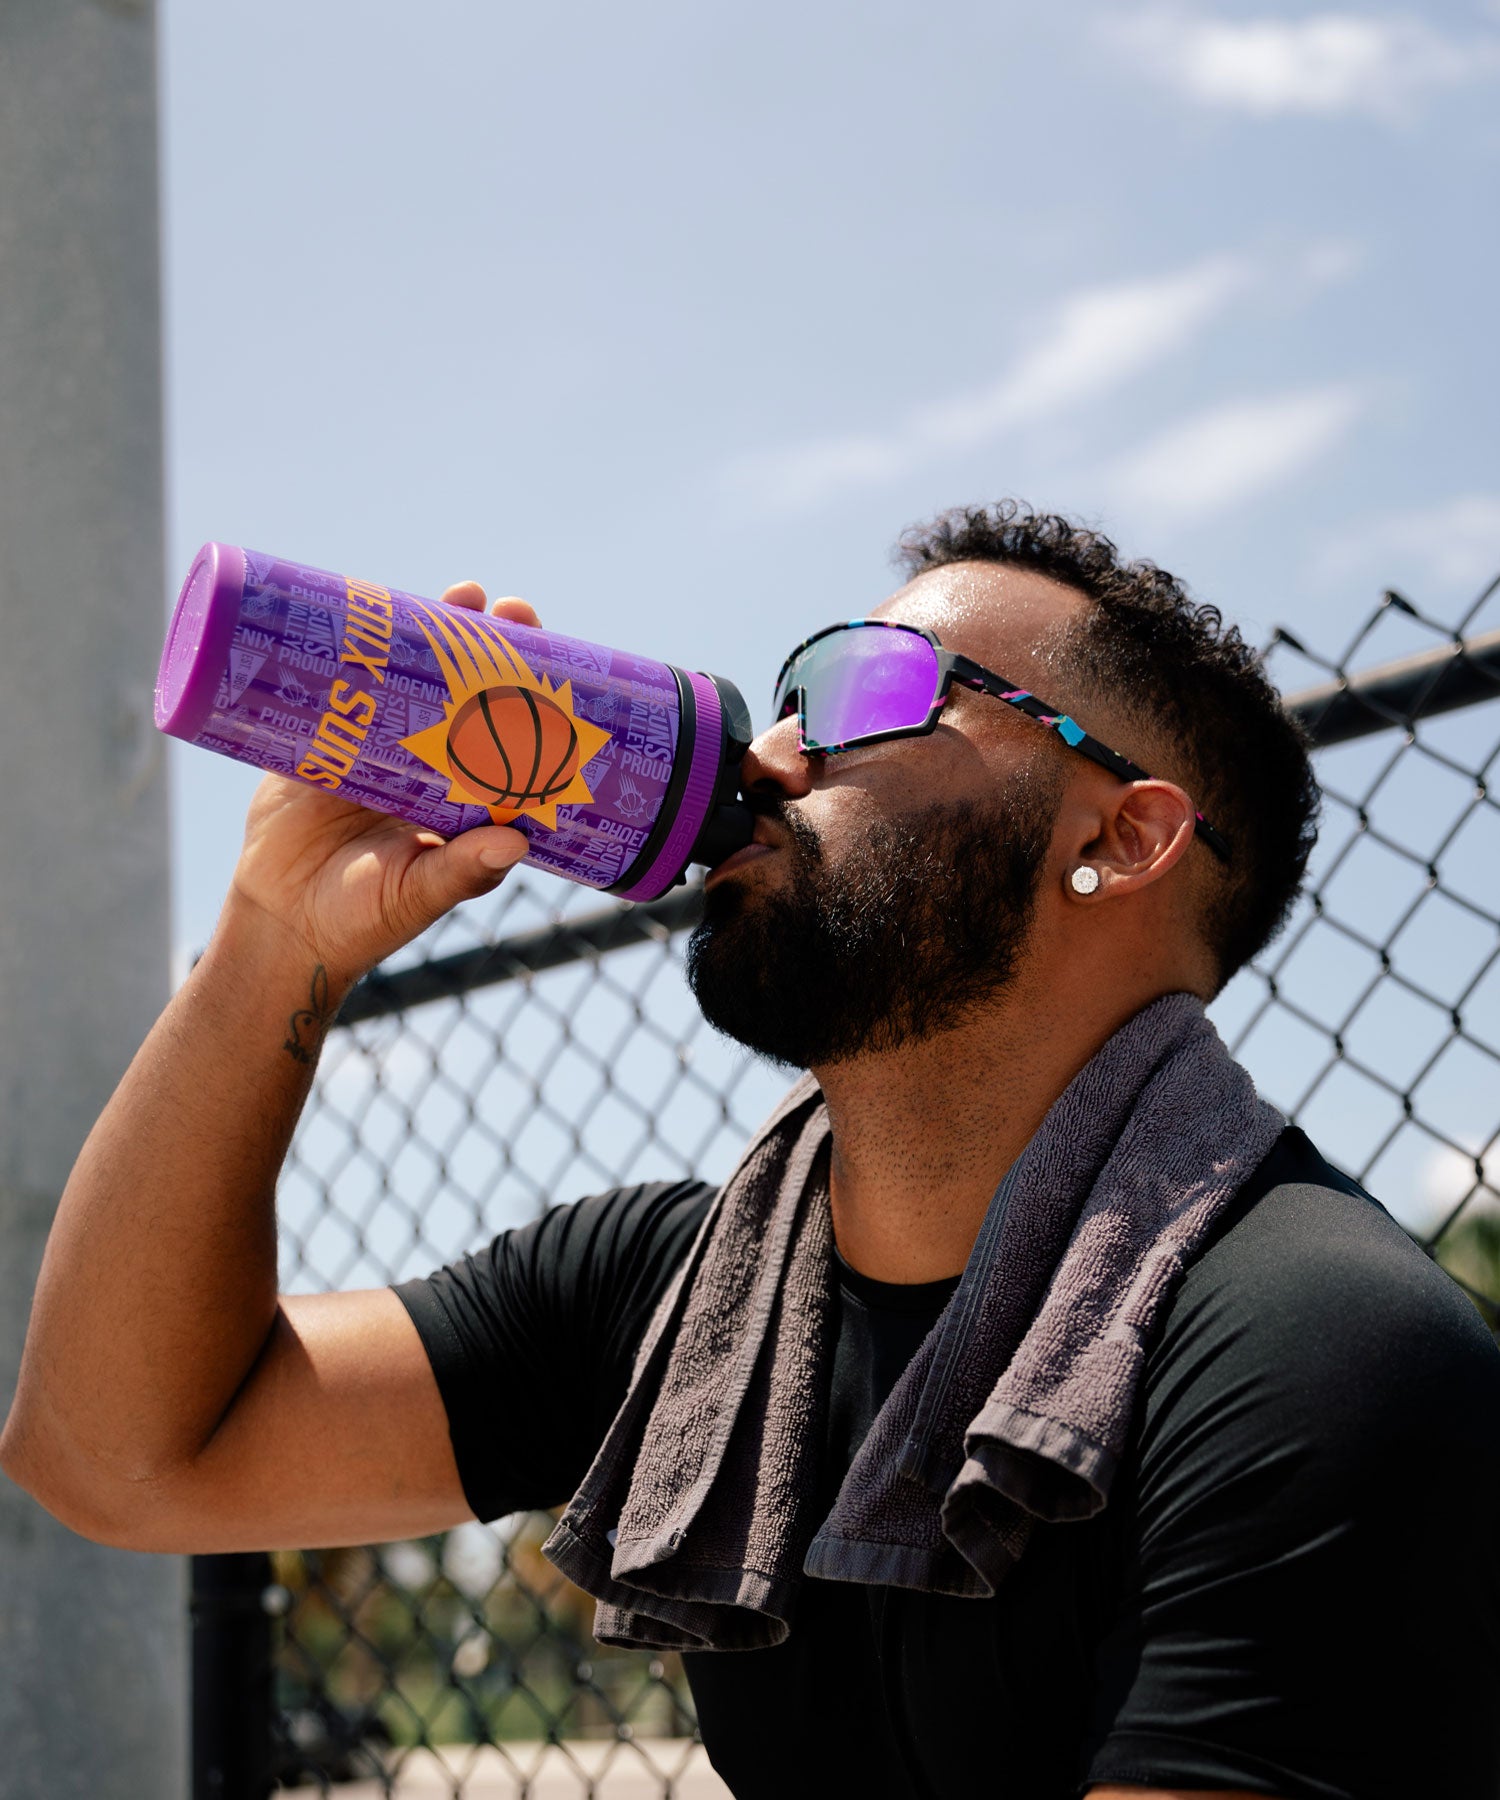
left=788, top=625, right=940, bottom=749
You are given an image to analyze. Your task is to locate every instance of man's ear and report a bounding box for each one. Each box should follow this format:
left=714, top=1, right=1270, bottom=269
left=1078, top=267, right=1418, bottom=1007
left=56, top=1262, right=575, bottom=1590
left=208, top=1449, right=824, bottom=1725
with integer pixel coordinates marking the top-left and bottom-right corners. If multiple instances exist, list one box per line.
left=1069, top=780, right=1196, bottom=902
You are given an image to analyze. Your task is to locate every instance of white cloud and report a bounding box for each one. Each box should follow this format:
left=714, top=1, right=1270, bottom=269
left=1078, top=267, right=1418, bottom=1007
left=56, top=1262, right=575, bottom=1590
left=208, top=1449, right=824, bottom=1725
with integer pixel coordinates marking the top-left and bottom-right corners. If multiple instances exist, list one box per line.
left=1109, top=384, right=1366, bottom=521
left=1113, top=9, right=1500, bottom=119
left=1294, top=238, right=1365, bottom=290
left=1316, top=493, right=1500, bottom=591
left=722, top=254, right=1252, bottom=515
left=911, top=256, right=1248, bottom=446
left=725, top=432, right=908, bottom=515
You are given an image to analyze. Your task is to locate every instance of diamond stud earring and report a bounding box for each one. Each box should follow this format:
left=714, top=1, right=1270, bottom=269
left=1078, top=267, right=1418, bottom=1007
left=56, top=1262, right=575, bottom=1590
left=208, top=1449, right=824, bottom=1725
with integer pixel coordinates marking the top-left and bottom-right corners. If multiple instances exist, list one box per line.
left=1070, top=866, right=1100, bottom=896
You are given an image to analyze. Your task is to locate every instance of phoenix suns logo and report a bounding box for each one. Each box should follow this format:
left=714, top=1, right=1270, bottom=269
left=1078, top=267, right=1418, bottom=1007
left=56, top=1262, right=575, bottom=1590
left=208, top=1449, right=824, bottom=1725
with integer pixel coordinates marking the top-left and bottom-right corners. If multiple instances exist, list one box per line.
left=398, top=601, right=612, bottom=828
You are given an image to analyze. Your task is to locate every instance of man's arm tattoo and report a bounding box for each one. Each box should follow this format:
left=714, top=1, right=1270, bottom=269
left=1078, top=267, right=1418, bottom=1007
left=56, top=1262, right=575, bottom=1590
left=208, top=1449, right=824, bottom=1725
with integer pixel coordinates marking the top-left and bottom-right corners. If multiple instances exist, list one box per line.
left=284, top=964, right=335, bottom=1065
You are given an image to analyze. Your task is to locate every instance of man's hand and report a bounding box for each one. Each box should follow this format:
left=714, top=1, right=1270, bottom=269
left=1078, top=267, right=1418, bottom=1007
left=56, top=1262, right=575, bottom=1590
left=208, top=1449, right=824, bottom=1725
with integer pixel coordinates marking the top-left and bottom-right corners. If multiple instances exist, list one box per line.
left=227, top=588, right=540, bottom=994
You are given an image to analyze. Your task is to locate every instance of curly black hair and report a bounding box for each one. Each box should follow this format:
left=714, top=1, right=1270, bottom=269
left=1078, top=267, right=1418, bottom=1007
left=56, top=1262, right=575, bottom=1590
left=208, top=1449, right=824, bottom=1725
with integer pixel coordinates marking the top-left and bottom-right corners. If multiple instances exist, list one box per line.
left=894, top=500, right=1321, bottom=988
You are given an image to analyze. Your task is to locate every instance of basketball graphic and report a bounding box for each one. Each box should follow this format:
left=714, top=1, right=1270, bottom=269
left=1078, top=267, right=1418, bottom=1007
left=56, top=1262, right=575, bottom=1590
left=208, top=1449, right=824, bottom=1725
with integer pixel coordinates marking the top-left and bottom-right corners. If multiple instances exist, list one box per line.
left=399, top=601, right=613, bottom=828
left=446, top=685, right=581, bottom=807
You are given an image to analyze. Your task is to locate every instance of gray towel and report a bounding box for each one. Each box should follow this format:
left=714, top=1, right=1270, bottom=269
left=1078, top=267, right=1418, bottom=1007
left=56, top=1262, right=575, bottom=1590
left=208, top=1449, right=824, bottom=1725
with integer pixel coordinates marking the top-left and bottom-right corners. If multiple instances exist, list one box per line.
left=542, top=992, right=1285, bottom=1650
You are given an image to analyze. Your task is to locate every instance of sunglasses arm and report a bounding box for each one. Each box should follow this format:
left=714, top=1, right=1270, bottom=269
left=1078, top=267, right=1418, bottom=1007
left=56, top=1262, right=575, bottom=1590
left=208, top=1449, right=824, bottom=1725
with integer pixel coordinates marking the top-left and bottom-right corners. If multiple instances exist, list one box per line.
left=950, top=655, right=1233, bottom=865
left=949, top=655, right=1146, bottom=778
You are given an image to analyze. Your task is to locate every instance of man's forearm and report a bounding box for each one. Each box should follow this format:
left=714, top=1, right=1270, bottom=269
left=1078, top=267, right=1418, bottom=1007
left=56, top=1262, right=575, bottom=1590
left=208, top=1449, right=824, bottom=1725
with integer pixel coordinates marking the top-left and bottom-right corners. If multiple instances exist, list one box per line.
left=0, top=896, right=349, bottom=1521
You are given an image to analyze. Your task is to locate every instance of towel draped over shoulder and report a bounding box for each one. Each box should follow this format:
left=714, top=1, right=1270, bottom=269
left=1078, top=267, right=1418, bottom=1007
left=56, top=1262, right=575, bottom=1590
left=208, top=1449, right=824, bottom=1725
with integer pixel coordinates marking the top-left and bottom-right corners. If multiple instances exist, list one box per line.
left=542, top=991, right=1285, bottom=1651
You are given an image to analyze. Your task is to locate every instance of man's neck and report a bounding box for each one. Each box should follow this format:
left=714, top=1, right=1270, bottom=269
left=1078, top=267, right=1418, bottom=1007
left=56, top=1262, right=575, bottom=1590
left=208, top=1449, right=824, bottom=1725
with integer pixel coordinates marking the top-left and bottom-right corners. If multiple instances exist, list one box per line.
left=812, top=972, right=1164, bottom=1284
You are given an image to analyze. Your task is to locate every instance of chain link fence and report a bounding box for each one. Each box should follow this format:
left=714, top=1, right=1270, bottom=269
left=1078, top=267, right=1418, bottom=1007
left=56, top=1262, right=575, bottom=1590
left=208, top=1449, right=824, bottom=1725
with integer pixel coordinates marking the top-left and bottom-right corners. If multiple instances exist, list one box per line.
left=212, top=575, right=1499, bottom=1798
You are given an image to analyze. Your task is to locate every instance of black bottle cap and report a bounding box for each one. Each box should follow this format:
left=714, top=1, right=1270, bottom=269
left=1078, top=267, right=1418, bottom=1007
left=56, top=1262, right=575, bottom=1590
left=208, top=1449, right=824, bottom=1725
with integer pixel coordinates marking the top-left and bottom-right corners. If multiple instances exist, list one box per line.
left=683, top=673, right=755, bottom=874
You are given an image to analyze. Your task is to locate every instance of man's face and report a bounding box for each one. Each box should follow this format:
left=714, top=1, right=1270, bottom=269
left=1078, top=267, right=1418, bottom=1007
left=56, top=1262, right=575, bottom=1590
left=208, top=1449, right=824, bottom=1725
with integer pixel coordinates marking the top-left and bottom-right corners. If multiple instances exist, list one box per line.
left=685, top=563, right=1090, bottom=1068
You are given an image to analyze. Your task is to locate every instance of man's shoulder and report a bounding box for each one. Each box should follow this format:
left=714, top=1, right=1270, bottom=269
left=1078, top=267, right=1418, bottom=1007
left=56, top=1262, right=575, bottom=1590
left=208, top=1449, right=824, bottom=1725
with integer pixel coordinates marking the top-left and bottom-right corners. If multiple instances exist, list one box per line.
left=509, top=1176, right=719, bottom=1413
left=1187, top=1126, right=1490, bottom=1332
left=401, top=1176, right=717, bottom=1369
left=520, top=1175, right=718, bottom=1295
left=1148, top=1124, right=1500, bottom=1440
left=1097, top=1127, right=1500, bottom=1800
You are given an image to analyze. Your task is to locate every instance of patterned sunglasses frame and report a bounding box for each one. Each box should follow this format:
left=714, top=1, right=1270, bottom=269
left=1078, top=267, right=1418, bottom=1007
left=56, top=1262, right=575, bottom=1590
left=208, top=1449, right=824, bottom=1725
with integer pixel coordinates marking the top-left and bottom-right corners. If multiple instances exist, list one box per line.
left=772, top=618, right=1233, bottom=865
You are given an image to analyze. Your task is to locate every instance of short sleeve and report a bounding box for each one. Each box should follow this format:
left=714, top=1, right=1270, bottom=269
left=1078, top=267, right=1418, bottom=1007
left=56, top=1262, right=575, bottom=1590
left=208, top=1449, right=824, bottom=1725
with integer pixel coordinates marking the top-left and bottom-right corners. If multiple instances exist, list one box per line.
left=393, top=1179, right=715, bottom=1522
left=1081, top=1178, right=1500, bottom=1800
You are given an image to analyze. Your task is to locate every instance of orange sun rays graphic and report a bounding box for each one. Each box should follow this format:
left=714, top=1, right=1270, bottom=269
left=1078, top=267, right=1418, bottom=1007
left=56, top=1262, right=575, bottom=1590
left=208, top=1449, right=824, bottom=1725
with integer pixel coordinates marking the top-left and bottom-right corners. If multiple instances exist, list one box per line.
left=399, top=602, right=612, bottom=829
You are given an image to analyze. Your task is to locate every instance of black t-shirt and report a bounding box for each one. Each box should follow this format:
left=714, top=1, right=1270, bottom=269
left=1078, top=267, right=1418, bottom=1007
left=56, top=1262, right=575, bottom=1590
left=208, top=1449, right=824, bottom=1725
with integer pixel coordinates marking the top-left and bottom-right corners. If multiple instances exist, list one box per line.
left=394, top=1127, right=1500, bottom=1800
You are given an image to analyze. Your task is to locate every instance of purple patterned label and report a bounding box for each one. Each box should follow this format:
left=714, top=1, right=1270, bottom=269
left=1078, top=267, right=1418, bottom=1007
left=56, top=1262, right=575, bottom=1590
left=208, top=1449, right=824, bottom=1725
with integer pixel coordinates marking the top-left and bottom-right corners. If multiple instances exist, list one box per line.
left=193, top=551, right=681, bottom=890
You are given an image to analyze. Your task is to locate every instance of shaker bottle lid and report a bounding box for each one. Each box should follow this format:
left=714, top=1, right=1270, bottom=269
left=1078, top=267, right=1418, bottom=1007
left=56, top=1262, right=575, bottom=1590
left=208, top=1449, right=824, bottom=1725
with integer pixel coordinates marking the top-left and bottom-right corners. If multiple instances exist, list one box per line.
left=154, top=541, right=247, bottom=741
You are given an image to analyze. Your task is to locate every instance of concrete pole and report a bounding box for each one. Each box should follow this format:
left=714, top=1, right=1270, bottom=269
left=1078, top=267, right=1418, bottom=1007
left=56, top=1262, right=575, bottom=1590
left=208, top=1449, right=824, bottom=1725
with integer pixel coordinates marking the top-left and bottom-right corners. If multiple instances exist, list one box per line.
left=0, top=3, right=184, bottom=1797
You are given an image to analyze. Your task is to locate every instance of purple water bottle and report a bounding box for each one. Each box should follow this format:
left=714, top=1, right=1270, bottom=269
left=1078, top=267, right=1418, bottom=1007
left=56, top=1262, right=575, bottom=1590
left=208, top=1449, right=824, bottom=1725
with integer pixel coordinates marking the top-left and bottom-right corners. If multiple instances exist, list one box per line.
left=155, top=543, right=754, bottom=900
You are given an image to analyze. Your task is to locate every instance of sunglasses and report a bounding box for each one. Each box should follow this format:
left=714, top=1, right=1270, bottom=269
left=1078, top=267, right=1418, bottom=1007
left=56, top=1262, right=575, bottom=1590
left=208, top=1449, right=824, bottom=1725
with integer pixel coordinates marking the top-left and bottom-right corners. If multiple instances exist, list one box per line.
left=771, top=619, right=1232, bottom=864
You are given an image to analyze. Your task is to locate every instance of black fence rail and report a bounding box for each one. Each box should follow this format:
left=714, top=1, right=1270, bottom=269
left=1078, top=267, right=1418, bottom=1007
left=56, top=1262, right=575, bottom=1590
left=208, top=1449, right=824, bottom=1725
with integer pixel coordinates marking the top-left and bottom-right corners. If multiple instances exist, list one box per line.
left=195, top=576, right=1500, bottom=1798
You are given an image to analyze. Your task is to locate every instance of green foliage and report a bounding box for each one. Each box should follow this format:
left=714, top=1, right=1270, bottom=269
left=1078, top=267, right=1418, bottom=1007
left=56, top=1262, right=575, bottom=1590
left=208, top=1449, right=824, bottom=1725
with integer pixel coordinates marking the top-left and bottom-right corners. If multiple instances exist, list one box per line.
left=273, top=1516, right=697, bottom=1770
left=1435, top=1205, right=1500, bottom=1335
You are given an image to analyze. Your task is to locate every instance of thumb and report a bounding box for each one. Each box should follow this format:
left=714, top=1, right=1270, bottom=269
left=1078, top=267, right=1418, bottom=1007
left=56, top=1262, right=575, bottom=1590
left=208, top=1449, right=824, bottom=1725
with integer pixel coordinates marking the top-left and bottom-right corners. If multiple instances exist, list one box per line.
left=400, top=825, right=529, bottom=928
left=466, top=825, right=531, bottom=876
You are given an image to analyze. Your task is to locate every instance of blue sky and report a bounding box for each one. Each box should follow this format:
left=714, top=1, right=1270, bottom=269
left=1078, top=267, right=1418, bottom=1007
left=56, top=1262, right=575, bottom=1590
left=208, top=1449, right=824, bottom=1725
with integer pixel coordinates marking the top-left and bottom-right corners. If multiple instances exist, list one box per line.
left=157, top=2, right=1499, bottom=1253
left=161, top=0, right=1499, bottom=953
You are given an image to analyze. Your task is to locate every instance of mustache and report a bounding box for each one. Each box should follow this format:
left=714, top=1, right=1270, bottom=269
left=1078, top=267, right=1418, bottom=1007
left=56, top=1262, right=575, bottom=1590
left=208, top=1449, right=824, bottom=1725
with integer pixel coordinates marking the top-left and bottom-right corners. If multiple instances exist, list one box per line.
left=744, top=789, right=823, bottom=865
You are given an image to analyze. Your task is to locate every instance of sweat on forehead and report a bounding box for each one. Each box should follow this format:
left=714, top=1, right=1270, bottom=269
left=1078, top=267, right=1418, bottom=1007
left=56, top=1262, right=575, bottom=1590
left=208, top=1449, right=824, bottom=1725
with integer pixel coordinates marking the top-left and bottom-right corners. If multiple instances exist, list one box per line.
left=872, top=561, right=1092, bottom=675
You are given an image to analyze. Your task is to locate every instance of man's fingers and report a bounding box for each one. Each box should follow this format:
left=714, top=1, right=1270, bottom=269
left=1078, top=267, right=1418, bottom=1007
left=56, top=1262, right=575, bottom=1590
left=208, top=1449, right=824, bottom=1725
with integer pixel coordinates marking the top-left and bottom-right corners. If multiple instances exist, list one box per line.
left=400, top=827, right=529, bottom=933
left=433, top=585, right=540, bottom=630
left=490, top=596, right=541, bottom=628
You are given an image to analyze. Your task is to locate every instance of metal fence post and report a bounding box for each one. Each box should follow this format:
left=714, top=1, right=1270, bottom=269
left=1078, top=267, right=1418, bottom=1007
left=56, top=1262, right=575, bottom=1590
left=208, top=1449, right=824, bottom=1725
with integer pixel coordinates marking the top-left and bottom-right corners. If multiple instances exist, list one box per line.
left=0, top=2, right=185, bottom=1796
left=192, top=1554, right=278, bottom=1800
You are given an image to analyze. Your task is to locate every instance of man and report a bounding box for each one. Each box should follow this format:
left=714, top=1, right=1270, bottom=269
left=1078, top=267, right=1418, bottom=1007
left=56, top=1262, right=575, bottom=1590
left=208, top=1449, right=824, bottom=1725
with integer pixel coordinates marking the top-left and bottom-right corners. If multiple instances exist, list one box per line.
left=3, top=503, right=1497, bottom=1799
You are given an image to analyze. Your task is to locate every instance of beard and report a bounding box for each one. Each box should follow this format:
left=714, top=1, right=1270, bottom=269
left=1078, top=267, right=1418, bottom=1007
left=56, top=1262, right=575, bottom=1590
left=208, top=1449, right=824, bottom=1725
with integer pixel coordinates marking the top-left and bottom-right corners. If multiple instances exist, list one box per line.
left=685, top=772, right=1061, bottom=1069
